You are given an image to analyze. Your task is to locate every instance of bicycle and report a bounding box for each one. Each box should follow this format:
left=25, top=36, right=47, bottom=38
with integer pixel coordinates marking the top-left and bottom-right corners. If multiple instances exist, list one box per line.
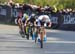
left=25, top=23, right=30, bottom=40
left=17, top=17, right=25, bottom=38
left=33, top=26, right=38, bottom=43
left=25, top=21, right=33, bottom=40
left=35, top=20, right=47, bottom=48
left=39, top=26, right=45, bottom=48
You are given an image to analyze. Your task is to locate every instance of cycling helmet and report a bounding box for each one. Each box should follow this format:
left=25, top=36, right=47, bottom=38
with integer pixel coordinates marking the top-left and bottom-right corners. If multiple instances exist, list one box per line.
left=30, top=13, right=36, bottom=18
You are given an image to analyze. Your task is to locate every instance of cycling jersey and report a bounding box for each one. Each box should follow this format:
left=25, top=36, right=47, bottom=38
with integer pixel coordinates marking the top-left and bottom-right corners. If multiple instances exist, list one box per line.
left=22, top=13, right=29, bottom=23
left=37, top=15, right=51, bottom=27
left=27, top=14, right=36, bottom=27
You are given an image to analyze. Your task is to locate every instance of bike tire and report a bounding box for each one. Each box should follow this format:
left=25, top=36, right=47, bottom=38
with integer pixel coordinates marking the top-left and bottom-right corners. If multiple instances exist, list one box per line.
left=35, top=37, right=37, bottom=43
left=35, top=32, right=38, bottom=43
left=26, top=34, right=29, bottom=40
left=40, top=40, right=43, bottom=48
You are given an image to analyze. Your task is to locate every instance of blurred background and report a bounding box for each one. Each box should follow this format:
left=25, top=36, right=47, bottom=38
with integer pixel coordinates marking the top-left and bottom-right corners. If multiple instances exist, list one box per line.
left=0, top=0, right=75, bottom=30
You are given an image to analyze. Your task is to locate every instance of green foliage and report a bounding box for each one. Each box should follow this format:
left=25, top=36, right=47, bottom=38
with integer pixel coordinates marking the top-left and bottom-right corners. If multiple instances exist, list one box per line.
left=0, top=0, right=75, bottom=9
left=13, top=0, right=24, bottom=4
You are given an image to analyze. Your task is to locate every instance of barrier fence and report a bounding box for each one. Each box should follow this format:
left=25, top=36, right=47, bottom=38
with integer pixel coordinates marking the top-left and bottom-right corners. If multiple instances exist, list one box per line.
left=0, top=5, right=75, bottom=30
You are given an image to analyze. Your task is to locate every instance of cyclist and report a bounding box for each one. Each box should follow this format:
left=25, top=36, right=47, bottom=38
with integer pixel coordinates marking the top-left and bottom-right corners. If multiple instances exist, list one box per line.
left=36, top=16, right=46, bottom=48
left=22, top=13, right=29, bottom=31
left=26, top=13, right=37, bottom=40
left=22, top=13, right=29, bottom=38
left=38, top=15, right=52, bottom=27
left=36, top=15, right=52, bottom=48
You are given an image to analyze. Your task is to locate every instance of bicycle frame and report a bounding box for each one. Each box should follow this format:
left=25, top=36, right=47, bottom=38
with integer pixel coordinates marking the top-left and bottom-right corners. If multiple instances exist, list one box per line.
left=39, top=26, right=45, bottom=48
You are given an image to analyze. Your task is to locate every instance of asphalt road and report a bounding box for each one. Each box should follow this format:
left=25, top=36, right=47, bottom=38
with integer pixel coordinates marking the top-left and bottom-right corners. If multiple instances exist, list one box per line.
left=0, top=24, right=75, bottom=54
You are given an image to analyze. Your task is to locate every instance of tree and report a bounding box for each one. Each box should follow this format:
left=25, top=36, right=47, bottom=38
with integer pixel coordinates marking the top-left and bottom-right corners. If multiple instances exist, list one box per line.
left=0, top=0, right=75, bottom=9
left=13, top=0, right=24, bottom=4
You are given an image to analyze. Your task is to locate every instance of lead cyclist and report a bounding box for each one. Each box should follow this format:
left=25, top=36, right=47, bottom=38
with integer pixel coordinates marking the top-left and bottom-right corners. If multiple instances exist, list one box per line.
left=36, top=15, right=52, bottom=43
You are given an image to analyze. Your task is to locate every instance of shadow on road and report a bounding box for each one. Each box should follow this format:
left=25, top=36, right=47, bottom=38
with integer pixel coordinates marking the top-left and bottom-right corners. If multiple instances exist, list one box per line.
left=47, top=31, right=75, bottom=41
left=0, top=22, right=17, bottom=26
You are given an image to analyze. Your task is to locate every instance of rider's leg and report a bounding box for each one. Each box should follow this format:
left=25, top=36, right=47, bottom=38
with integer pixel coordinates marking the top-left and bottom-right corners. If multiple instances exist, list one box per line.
left=18, top=24, right=22, bottom=32
left=21, top=24, right=24, bottom=32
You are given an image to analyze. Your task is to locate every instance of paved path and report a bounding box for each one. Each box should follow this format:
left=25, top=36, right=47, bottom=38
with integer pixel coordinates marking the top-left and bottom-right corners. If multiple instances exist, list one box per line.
left=0, top=24, right=75, bottom=54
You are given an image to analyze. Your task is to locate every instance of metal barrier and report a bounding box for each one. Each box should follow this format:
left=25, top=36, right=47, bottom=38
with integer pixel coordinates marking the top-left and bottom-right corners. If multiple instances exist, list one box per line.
left=0, top=5, right=22, bottom=24
left=0, top=5, right=11, bottom=23
left=0, top=5, right=75, bottom=30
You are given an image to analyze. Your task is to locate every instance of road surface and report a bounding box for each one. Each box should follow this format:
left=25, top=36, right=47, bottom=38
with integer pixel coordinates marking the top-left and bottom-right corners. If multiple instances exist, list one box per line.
left=0, top=24, right=75, bottom=54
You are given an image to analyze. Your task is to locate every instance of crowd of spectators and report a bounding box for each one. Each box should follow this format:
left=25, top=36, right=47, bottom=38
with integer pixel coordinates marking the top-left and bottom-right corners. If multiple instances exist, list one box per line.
left=0, top=0, right=75, bottom=17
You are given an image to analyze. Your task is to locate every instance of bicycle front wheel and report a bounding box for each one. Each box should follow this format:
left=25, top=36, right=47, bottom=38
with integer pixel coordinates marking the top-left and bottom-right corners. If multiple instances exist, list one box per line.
left=40, top=40, right=43, bottom=48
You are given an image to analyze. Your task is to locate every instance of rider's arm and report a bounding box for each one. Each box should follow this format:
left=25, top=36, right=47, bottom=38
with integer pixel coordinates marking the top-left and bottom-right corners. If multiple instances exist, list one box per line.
left=48, top=22, right=52, bottom=27
left=18, top=19, right=23, bottom=26
left=18, top=19, right=21, bottom=25
left=47, top=17, right=52, bottom=27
